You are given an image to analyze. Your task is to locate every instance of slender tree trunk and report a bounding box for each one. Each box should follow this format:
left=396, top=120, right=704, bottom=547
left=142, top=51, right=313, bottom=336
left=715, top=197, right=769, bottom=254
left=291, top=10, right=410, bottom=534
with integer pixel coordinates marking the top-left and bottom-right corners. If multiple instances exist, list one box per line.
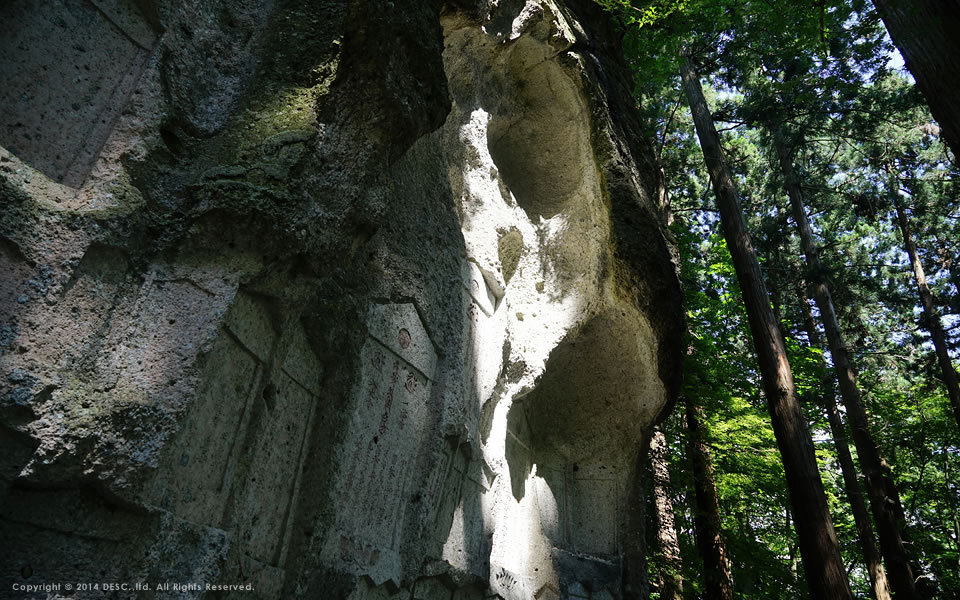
left=626, top=430, right=653, bottom=600
left=774, top=129, right=919, bottom=599
left=797, top=284, right=893, bottom=600
left=737, top=509, right=758, bottom=595
left=871, top=0, right=960, bottom=160
left=679, top=55, right=853, bottom=600
left=650, top=427, right=684, bottom=600
left=685, top=398, right=734, bottom=600
left=891, top=190, right=960, bottom=436
left=787, top=506, right=800, bottom=585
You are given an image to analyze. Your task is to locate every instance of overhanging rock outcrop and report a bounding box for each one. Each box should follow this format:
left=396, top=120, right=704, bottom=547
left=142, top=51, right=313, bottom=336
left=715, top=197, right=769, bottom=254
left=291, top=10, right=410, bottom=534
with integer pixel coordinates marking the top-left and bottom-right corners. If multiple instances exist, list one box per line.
left=0, top=0, right=683, bottom=598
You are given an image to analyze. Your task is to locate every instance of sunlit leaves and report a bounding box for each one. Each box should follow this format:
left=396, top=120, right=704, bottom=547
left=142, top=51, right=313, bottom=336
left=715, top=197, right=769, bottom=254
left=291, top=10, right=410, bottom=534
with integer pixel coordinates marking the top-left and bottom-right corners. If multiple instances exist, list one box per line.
left=594, top=0, right=960, bottom=596
left=594, top=0, right=691, bottom=28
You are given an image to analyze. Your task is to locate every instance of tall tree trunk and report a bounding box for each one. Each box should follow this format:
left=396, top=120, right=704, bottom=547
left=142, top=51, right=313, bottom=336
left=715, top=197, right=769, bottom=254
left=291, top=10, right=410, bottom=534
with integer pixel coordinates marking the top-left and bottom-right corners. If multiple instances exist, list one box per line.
left=774, top=129, right=919, bottom=599
left=626, top=431, right=653, bottom=600
left=891, top=190, right=960, bottom=436
left=650, top=427, right=684, bottom=600
left=685, top=398, right=734, bottom=600
left=797, top=283, right=893, bottom=600
left=679, top=55, right=853, bottom=600
left=871, top=0, right=960, bottom=160
left=736, top=509, right=758, bottom=595
left=787, top=506, right=800, bottom=585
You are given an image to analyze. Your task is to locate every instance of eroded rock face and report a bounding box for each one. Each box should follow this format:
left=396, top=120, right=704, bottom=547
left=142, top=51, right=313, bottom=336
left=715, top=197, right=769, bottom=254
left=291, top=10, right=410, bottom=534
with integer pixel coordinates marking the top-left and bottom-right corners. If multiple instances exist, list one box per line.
left=0, top=0, right=682, bottom=598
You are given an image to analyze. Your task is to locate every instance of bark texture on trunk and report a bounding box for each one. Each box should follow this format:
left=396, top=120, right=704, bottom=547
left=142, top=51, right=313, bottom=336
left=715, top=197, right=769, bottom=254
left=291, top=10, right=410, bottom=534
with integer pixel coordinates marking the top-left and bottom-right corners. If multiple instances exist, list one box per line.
left=685, top=400, right=733, bottom=600
left=872, top=0, right=960, bottom=160
left=797, top=285, right=893, bottom=600
left=627, top=430, right=653, bottom=600
left=650, top=428, right=684, bottom=600
left=892, top=192, right=960, bottom=436
left=774, top=130, right=918, bottom=600
left=679, top=55, right=852, bottom=600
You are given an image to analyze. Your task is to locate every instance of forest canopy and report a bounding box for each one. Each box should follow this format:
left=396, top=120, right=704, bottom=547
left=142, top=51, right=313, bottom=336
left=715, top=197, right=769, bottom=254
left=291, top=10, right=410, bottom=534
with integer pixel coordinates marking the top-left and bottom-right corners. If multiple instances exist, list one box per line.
left=591, top=0, right=960, bottom=598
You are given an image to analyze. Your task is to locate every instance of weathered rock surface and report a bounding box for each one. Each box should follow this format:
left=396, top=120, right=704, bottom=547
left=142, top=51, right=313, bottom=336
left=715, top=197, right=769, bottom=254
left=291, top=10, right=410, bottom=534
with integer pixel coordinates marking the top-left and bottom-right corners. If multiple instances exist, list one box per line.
left=0, top=0, right=682, bottom=598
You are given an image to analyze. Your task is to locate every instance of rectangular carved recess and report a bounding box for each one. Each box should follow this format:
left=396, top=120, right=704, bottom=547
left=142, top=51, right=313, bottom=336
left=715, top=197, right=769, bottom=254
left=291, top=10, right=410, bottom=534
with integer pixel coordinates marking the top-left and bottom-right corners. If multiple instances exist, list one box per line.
left=0, top=0, right=159, bottom=187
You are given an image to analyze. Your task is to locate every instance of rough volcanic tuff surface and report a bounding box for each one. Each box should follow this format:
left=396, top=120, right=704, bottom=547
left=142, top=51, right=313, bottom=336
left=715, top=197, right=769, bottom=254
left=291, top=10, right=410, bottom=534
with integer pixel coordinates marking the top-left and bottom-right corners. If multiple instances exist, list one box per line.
left=0, top=0, right=682, bottom=598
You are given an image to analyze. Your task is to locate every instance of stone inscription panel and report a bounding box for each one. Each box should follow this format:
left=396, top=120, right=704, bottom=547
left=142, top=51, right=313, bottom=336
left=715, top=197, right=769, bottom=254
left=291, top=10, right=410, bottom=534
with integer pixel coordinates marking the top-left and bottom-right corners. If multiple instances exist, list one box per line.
left=151, top=291, right=275, bottom=526
left=331, top=303, right=437, bottom=560
left=567, top=478, right=618, bottom=556
left=151, top=293, right=323, bottom=568
left=336, top=340, right=431, bottom=547
left=0, top=0, right=158, bottom=185
left=461, top=261, right=497, bottom=317
left=535, top=467, right=566, bottom=543
left=460, top=260, right=500, bottom=412
left=235, top=367, right=315, bottom=565
left=229, top=308, right=321, bottom=566
left=426, top=439, right=469, bottom=539
left=366, top=303, right=437, bottom=377
left=151, top=329, right=263, bottom=524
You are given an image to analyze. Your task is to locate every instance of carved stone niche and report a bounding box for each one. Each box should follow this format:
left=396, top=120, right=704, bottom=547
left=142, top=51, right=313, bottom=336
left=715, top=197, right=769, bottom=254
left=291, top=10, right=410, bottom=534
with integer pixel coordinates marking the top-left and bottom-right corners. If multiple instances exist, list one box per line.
left=148, top=291, right=323, bottom=595
left=412, top=576, right=456, bottom=600
left=0, top=0, right=160, bottom=186
left=322, top=302, right=439, bottom=585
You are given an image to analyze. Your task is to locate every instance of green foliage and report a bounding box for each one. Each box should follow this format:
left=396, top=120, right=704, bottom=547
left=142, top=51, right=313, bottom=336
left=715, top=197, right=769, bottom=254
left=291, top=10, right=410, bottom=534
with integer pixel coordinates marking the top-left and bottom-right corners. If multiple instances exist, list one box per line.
left=594, top=0, right=690, bottom=28
left=669, top=194, right=810, bottom=598
left=600, top=0, right=960, bottom=597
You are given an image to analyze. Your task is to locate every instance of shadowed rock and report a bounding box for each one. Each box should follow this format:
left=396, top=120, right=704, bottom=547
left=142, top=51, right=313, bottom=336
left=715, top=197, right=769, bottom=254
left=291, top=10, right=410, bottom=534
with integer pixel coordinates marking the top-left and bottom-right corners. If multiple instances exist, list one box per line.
left=0, top=0, right=681, bottom=598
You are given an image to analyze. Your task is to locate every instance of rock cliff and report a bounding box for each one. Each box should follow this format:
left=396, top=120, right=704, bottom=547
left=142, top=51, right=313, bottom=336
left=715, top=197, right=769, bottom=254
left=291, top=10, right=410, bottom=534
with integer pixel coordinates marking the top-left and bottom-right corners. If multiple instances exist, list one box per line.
left=0, top=0, right=683, bottom=598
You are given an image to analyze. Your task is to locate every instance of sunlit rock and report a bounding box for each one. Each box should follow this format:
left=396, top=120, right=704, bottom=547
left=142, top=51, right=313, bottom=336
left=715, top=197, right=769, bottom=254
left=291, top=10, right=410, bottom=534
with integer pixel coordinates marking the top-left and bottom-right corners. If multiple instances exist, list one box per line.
left=0, top=0, right=681, bottom=597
